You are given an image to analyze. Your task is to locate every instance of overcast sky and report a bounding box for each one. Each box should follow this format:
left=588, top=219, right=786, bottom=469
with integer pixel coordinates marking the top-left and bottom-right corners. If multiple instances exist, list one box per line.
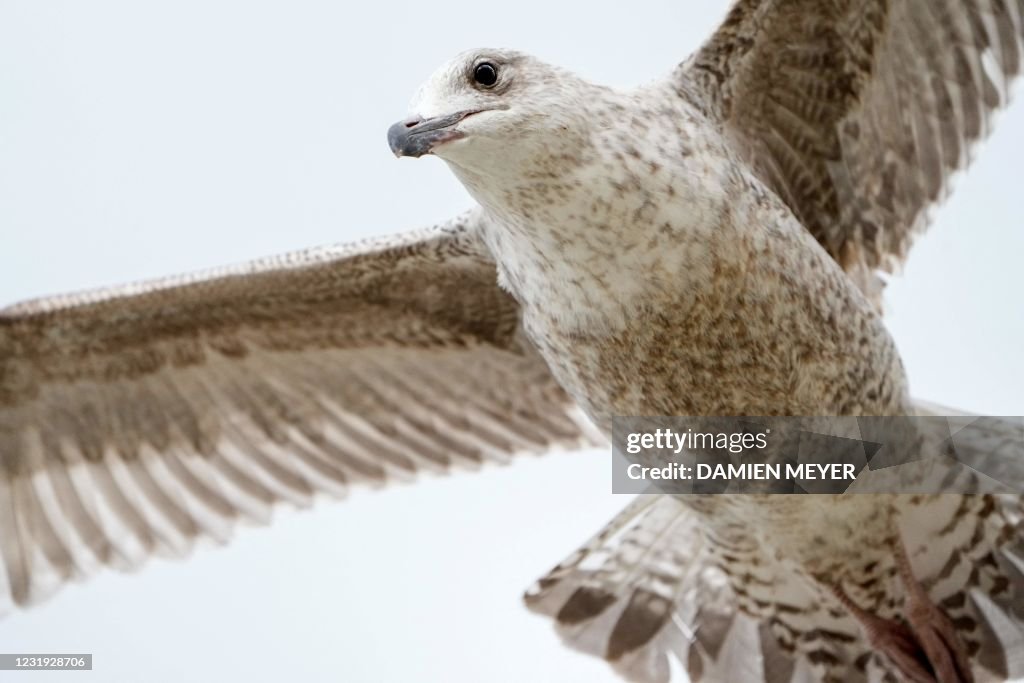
left=1, top=1, right=1022, bottom=682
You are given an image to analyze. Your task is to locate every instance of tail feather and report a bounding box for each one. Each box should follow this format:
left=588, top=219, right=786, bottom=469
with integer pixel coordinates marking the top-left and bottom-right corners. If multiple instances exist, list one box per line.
left=526, top=406, right=1024, bottom=682
left=525, top=496, right=874, bottom=682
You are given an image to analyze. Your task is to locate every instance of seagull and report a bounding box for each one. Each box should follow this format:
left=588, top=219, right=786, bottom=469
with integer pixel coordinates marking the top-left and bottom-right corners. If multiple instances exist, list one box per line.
left=1, top=1, right=1023, bottom=682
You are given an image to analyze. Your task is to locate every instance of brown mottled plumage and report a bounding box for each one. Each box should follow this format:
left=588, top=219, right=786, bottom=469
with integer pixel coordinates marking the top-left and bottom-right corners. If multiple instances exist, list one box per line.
left=2, top=1, right=1023, bottom=682
left=685, top=0, right=1024, bottom=301
left=0, top=214, right=600, bottom=607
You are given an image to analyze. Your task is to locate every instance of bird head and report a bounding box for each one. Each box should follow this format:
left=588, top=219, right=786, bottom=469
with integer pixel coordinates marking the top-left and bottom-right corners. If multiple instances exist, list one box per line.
left=387, top=49, right=591, bottom=182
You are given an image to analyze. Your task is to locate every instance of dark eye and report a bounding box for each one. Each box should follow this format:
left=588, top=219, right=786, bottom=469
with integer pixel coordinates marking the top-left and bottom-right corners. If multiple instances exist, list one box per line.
left=473, top=62, right=499, bottom=87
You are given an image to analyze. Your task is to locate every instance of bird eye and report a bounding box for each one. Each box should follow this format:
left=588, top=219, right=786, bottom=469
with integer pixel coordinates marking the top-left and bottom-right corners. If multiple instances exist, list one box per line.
left=473, top=62, right=499, bottom=88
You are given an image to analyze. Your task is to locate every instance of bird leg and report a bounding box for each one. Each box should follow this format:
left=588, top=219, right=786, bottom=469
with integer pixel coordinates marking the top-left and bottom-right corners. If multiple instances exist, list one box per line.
left=832, top=585, right=937, bottom=683
left=893, top=539, right=974, bottom=683
left=832, top=539, right=973, bottom=683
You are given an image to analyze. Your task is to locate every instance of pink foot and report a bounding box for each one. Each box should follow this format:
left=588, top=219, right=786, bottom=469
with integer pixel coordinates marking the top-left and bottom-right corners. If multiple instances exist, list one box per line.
left=895, top=541, right=973, bottom=683
left=833, top=540, right=973, bottom=683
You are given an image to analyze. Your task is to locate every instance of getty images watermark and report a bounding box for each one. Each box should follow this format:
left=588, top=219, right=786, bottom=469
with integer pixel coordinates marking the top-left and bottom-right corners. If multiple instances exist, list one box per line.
left=612, top=415, right=1024, bottom=494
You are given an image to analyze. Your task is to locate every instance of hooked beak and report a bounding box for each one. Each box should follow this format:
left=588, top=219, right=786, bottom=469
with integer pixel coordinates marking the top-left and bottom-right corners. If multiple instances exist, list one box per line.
left=387, top=110, right=480, bottom=158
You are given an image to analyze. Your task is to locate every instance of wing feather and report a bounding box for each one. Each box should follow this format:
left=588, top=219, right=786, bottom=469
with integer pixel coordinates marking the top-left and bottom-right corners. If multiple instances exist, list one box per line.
left=683, top=0, right=1024, bottom=278
left=0, top=209, right=597, bottom=613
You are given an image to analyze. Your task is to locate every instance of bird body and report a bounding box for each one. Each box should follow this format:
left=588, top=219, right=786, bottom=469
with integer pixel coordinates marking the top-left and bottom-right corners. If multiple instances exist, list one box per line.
left=384, top=22, right=1024, bottom=680
left=442, top=67, right=905, bottom=424
left=429, top=60, right=1015, bottom=682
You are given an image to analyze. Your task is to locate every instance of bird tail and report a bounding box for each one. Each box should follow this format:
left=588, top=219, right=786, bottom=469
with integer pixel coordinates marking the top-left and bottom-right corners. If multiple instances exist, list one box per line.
left=525, top=404, right=1024, bottom=682
left=524, top=495, right=870, bottom=682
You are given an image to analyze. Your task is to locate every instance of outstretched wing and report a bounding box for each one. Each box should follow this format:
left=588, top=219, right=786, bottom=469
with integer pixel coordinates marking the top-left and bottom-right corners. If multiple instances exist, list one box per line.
left=0, top=209, right=597, bottom=613
left=683, top=0, right=1024, bottom=277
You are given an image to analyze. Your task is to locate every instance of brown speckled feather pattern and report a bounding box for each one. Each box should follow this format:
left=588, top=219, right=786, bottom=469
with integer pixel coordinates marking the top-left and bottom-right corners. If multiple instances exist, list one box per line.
left=519, top=1, right=1024, bottom=681
left=0, top=209, right=598, bottom=613
left=527, top=447, right=1024, bottom=683
left=685, top=0, right=1024, bottom=296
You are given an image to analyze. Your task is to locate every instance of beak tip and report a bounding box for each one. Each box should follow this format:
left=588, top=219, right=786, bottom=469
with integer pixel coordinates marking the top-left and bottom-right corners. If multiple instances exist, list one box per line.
left=387, top=120, right=408, bottom=158
left=387, top=112, right=469, bottom=159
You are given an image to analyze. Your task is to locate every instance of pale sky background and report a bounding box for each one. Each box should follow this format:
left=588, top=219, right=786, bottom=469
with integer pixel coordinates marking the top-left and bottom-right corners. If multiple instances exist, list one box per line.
left=0, top=1, right=1022, bottom=682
